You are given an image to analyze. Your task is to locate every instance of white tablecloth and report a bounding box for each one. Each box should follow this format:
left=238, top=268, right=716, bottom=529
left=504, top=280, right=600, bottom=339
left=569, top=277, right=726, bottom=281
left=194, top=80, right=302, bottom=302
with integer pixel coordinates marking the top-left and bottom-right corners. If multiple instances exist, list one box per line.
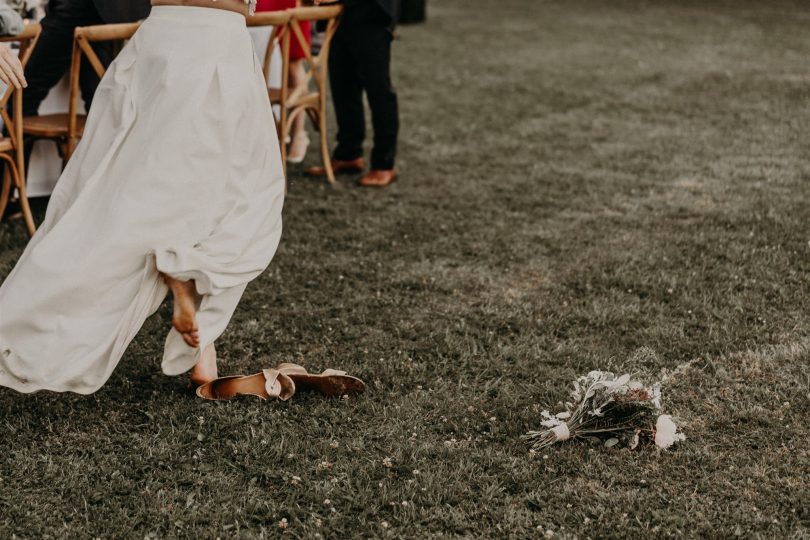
left=26, top=26, right=281, bottom=197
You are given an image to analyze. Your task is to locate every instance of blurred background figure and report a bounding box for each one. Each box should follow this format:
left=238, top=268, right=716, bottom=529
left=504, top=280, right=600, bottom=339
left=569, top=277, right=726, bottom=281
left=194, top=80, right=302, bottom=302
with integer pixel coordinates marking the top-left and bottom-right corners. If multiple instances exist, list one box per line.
left=3, top=0, right=45, bottom=21
left=0, top=0, right=24, bottom=35
left=255, top=0, right=312, bottom=163
left=23, top=0, right=151, bottom=117
left=308, top=0, right=400, bottom=188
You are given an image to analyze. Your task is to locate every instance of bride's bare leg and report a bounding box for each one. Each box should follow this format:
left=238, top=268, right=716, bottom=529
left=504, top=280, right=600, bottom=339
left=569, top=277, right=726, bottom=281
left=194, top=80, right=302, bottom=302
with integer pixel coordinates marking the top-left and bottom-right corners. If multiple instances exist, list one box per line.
left=161, top=273, right=200, bottom=348
left=190, top=342, right=218, bottom=387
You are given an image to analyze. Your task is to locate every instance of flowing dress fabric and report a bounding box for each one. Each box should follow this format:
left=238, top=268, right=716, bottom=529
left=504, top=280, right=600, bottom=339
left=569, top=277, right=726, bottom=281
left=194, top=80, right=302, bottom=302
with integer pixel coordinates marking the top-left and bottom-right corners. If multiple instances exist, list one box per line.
left=0, top=6, right=285, bottom=394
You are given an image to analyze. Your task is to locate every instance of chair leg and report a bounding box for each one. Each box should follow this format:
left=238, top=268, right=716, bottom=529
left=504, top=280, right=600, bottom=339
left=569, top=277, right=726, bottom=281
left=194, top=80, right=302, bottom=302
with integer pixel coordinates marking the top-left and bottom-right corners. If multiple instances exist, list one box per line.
left=12, top=165, right=37, bottom=236
left=4, top=155, right=36, bottom=236
left=280, top=125, right=288, bottom=177
left=317, top=108, right=335, bottom=185
left=306, top=108, right=320, bottom=131
left=0, top=162, right=11, bottom=220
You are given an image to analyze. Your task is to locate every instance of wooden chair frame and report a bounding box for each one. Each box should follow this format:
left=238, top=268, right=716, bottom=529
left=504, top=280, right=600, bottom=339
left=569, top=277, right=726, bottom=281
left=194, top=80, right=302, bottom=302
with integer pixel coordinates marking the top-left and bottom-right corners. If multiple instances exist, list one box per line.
left=285, top=5, right=342, bottom=184
left=250, top=6, right=342, bottom=184
left=66, top=22, right=141, bottom=159
left=22, top=21, right=140, bottom=171
left=246, top=10, right=292, bottom=165
left=0, top=23, right=42, bottom=237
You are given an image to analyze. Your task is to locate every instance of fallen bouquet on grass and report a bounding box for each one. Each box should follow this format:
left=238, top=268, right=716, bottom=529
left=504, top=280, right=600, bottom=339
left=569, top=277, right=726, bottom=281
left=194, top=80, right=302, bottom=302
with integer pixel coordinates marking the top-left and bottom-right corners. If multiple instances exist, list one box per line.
left=524, top=371, right=684, bottom=451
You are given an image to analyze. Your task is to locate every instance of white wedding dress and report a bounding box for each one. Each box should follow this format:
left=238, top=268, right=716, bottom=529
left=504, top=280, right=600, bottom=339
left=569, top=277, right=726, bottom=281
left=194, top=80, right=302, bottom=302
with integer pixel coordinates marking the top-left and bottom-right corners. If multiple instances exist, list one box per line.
left=0, top=6, right=284, bottom=394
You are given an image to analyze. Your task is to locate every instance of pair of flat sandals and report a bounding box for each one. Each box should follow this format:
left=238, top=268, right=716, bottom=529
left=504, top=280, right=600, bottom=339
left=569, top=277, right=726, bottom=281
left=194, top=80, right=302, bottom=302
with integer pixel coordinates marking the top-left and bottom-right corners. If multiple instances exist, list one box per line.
left=196, top=363, right=365, bottom=401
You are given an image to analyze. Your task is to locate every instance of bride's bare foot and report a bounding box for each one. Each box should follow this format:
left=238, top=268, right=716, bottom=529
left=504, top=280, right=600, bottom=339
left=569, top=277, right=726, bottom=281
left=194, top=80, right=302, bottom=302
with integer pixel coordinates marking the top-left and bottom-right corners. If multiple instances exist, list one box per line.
left=162, top=273, right=200, bottom=348
left=190, top=343, right=218, bottom=387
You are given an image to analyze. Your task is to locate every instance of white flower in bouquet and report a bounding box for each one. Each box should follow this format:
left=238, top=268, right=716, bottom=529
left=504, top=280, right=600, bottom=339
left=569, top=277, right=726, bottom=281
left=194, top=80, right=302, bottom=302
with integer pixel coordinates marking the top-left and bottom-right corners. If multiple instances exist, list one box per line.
left=654, top=414, right=685, bottom=450
left=524, top=370, right=684, bottom=451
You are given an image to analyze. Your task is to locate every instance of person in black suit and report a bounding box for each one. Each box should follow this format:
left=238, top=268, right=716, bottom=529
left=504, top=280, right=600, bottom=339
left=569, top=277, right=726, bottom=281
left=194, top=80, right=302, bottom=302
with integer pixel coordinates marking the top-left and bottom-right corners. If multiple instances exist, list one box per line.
left=308, top=0, right=400, bottom=187
left=22, top=0, right=151, bottom=117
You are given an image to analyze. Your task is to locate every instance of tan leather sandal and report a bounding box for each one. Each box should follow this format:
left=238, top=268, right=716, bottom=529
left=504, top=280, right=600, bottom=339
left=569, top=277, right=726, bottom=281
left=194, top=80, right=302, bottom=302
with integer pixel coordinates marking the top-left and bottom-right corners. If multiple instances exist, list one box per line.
left=277, top=363, right=366, bottom=397
left=196, top=369, right=295, bottom=402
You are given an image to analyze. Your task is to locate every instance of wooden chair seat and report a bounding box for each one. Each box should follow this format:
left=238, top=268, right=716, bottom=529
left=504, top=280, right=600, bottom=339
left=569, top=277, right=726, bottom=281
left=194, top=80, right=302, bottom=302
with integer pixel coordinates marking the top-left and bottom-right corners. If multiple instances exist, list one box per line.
left=22, top=22, right=140, bottom=172
left=23, top=113, right=87, bottom=138
left=0, top=138, right=14, bottom=153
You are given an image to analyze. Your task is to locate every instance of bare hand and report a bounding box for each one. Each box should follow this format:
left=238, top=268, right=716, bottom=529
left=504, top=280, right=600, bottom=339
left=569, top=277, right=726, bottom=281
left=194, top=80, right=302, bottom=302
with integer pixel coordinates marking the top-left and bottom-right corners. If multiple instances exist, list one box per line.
left=0, top=44, right=26, bottom=89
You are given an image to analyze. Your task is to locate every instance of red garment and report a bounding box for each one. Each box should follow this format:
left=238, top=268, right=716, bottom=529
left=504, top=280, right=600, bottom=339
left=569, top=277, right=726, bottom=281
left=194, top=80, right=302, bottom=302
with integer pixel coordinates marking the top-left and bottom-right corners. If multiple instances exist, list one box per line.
left=255, top=0, right=311, bottom=61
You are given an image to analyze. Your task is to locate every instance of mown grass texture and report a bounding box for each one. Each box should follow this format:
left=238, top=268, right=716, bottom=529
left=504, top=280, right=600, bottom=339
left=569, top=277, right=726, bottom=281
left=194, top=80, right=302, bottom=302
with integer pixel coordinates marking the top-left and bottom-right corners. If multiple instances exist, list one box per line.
left=1, top=0, right=809, bottom=538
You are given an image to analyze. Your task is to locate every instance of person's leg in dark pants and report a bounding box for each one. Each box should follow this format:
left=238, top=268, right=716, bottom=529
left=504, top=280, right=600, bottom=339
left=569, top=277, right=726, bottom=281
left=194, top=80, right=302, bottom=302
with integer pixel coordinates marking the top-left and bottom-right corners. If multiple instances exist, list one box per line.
left=354, top=24, right=398, bottom=171
left=344, top=0, right=399, bottom=185
left=23, top=0, right=108, bottom=117
left=328, top=18, right=366, bottom=163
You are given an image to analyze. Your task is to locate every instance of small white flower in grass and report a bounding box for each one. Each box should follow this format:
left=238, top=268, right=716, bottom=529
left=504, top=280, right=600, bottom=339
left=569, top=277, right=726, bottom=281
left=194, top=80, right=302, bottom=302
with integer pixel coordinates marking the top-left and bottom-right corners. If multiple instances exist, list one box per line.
left=330, top=440, right=339, bottom=449
left=381, top=521, right=390, bottom=529
left=278, top=518, right=288, bottom=530
left=382, top=457, right=393, bottom=468
left=630, top=429, right=641, bottom=450
left=654, top=415, right=685, bottom=450
left=324, top=499, right=332, bottom=506
left=413, top=470, right=420, bottom=475
left=544, top=530, right=555, bottom=539
left=290, top=476, right=301, bottom=486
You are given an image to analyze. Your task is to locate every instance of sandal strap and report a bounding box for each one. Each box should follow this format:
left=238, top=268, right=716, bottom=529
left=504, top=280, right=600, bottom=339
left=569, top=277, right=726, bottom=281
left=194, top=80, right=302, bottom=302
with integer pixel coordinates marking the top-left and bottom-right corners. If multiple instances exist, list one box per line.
left=321, top=369, right=348, bottom=377
left=262, top=369, right=283, bottom=398
left=276, top=363, right=348, bottom=378
left=276, top=362, right=308, bottom=375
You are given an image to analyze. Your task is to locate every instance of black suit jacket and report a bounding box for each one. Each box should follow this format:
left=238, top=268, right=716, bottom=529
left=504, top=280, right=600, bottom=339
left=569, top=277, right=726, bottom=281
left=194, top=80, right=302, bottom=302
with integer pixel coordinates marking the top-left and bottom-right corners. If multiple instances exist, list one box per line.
left=375, top=0, right=399, bottom=23
left=92, top=0, right=151, bottom=23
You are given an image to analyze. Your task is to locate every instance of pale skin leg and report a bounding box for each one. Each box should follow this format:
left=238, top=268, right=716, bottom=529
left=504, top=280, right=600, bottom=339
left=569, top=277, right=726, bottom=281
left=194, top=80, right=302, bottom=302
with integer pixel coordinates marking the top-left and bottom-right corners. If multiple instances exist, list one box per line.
left=161, top=273, right=218, bottom=385
left=191, top=343, right=218, bottom=387
left=287, top=59, right=310, bottom=160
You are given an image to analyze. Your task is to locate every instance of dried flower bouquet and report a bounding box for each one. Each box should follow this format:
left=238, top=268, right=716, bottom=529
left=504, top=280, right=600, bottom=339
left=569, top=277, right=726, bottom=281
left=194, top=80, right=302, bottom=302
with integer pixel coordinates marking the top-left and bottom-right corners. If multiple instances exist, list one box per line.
left=524, top=371, right=684, bottom=451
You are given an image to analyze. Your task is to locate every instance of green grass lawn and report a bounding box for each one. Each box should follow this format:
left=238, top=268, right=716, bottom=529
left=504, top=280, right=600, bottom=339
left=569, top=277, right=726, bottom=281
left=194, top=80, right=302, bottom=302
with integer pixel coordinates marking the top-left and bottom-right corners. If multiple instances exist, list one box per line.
left=2, top=0, right=809, bottom=537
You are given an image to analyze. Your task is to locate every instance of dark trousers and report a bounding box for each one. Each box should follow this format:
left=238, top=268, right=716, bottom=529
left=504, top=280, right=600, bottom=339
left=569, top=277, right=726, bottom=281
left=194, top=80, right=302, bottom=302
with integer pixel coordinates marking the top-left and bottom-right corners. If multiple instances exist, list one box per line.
left=329, top=0, right=399, bottom=170
left=23, top=0, right=111, bottom=117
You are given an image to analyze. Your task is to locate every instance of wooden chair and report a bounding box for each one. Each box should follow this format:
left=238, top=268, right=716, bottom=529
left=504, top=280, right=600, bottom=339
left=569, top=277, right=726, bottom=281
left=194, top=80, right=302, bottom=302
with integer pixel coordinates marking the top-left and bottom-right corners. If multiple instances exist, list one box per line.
left=0, top=23, right=42, bottom=237
left=22, top=22, right=140, bottom=168
left=284, top=5, right=342, bottom=184
left=246, top=10, right=292, bottom=163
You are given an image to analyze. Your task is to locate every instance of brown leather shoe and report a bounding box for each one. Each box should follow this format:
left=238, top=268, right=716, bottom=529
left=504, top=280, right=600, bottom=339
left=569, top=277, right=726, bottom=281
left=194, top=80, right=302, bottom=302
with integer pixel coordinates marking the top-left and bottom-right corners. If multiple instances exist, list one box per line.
left=359, top=169, right=398, bottom=188
left=305, top=157, right=365, bottom=177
